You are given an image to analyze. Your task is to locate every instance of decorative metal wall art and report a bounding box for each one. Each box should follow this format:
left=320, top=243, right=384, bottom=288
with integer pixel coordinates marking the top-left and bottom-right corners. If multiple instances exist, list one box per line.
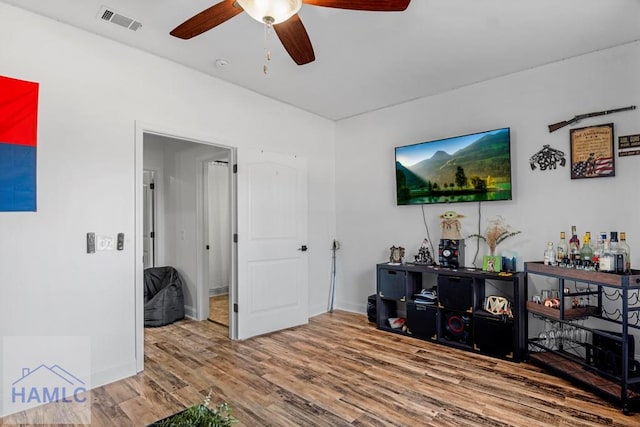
left=529, top=145, right=566, bottom=171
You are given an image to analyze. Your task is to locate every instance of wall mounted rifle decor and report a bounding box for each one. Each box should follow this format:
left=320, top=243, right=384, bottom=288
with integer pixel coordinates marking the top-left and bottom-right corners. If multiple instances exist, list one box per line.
left=548, top=105, right=635, bottom=133
left=530, top=145, right=566, bottom=171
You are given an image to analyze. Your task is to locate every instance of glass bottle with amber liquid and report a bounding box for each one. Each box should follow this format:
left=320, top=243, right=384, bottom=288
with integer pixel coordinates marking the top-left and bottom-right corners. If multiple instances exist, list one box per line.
left=556, top=232, right=568, bottom=266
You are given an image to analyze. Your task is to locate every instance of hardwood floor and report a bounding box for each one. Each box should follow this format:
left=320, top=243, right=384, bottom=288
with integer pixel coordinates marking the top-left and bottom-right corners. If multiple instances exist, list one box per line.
left=2, top=310, right=639, bottom=426
left=208, top=294, right=229, bottom=326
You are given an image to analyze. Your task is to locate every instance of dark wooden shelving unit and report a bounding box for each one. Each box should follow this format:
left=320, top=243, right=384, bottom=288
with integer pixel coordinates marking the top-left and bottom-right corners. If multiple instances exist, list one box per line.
left=376, top=263, right=527, bottom=362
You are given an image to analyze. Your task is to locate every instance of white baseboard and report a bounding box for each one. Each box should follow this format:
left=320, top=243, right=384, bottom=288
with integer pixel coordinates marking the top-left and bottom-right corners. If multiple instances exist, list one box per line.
left=309, top=301, right=366, bottom=317
left=208, top=286, right=229, bottom=297
left=184, top=304, right=196, bottom=319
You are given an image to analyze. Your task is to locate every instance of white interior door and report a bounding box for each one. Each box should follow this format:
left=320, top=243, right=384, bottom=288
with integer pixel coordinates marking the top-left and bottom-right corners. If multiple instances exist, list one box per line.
left=237, top=149, right=308, bottom=339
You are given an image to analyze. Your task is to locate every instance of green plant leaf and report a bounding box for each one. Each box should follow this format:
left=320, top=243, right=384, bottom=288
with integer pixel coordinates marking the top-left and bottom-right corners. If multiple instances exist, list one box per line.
left=155, top=392, right=237, bottom=427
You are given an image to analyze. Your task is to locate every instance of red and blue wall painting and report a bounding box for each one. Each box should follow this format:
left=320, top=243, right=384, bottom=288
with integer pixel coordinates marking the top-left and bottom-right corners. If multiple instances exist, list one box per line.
left=0, top=75, right=39, bottom=212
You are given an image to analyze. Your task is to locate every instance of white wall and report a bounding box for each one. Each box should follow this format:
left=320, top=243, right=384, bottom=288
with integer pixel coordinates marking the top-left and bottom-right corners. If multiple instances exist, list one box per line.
left=0, top=3, right=335, bottom=411
left=334, top=41, right=640, bottom=313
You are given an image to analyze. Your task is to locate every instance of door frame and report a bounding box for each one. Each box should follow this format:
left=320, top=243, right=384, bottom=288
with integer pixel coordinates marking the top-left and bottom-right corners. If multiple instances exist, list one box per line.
left=142, top=169, right=157, bottom=269
left=134, top=121, right=237, bottom=372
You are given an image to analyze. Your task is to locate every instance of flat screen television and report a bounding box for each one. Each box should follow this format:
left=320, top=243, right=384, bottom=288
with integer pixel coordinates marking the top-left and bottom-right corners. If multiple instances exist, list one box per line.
left=395, top=127, right=512, bottom=205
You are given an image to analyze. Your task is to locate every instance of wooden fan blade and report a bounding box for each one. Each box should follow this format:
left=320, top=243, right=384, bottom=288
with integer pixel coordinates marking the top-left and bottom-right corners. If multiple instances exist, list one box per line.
left=170, top=0, right=243, bottom=39
left=273, top=14, right=315, bottom=65
left=302, top=0, right=410, bottom=11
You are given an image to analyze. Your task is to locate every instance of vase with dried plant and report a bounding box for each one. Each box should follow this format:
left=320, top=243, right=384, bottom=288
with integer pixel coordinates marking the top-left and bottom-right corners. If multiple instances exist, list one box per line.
left=468, top=215, right=521, bottom=256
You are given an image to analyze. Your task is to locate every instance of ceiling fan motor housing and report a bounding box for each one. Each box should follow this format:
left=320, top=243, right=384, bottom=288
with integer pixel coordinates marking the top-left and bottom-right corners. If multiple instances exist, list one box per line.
left=237, top=0, right=303, bottom=25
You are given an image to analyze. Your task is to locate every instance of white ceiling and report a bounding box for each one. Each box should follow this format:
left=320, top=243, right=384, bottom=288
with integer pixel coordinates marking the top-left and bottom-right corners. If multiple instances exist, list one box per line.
left=3, top=0, right=640, bottom=120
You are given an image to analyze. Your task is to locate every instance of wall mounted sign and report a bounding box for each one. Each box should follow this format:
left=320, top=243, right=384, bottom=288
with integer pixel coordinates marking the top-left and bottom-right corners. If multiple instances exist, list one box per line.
left=619, top=134, right=640, bottom=149
left=618, top=134, right=640, bottom=157
left=569, top=123, right=615, bottom=179
left=619, top=150, right=640, bottom=157
left=0, top=75, right=39, bottom=211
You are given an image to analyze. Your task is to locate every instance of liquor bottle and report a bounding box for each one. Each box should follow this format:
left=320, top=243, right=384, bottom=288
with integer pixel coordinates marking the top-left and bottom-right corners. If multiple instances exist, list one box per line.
left=568, top=225, right=581, bottom=266
left=619, top=232, right=631, bottom=273
left=592, top=232, right=607, bottom=268
left=599, top=240, right=615, bottom=272
left=556, top=232, right=568, bottom=266
left=580, top=233, right=593, bottom=269
left=569, top=226, right=580, bottom=249
left=544, top=242, right=556, bottom=266
left=610, top=231, right=623, bottom=273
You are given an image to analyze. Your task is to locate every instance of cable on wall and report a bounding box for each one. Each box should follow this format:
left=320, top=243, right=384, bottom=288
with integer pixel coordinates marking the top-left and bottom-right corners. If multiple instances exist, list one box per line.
left=471, top=201, right=483, bottom=268
left=420, top=204, right=437, bottom=261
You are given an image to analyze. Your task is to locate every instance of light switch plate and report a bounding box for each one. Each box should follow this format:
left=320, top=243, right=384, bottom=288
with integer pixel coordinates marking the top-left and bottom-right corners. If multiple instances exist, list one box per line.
left=87, top=232, right=95, bottom=254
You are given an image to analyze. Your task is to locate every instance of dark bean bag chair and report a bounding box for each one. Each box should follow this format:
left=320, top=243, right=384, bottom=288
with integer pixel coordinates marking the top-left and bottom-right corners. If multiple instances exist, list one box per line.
left=144, top=266, right=185, bottom=327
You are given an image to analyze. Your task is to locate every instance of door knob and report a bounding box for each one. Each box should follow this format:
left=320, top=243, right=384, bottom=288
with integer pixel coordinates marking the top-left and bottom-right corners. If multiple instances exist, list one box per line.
left=298, top=245, right=308, bottom=252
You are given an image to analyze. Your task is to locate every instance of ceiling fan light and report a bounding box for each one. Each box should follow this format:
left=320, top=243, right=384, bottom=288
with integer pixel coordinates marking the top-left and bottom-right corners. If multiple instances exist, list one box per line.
left=237, top=0, right=302, bottom=25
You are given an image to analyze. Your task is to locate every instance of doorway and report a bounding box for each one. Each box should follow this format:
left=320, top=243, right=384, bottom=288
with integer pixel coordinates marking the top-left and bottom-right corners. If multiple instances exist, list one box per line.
left=142, top=134, right=233, bottom=320
left=135, top=122, right=309, bottom=372
left=136, top=126, right=236, bottom=371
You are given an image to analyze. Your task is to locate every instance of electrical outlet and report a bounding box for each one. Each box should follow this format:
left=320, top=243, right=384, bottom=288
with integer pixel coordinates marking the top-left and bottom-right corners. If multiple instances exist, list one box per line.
left=97, top=235, right=115, bottom=251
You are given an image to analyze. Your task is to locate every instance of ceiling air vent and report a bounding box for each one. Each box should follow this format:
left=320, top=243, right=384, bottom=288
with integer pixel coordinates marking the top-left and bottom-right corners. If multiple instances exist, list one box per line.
left=98, top=6, right=142, bottom=31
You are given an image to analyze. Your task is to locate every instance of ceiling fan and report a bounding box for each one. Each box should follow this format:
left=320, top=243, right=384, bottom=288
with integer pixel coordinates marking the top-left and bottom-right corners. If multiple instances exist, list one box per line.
left=170, top=0, right=411, bottom=65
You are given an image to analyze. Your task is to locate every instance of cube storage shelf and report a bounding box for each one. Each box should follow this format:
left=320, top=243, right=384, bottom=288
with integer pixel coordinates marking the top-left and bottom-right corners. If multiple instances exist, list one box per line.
left=376, top=263, right=527, bottom=362
left=525, top=261, right=640, bottom=415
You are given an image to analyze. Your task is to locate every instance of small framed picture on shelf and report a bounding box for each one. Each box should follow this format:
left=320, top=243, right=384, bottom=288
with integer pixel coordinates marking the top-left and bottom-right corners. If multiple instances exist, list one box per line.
left=569, top=123, right=615, bottom=179
left=483, top=255, right=502, bottom=272
left=388, top=245, right=405, bottom=264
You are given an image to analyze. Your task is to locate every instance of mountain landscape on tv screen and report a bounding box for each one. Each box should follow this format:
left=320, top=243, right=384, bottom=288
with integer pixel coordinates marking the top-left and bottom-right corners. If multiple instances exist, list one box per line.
left=396, top=130, right=511, bottom=204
